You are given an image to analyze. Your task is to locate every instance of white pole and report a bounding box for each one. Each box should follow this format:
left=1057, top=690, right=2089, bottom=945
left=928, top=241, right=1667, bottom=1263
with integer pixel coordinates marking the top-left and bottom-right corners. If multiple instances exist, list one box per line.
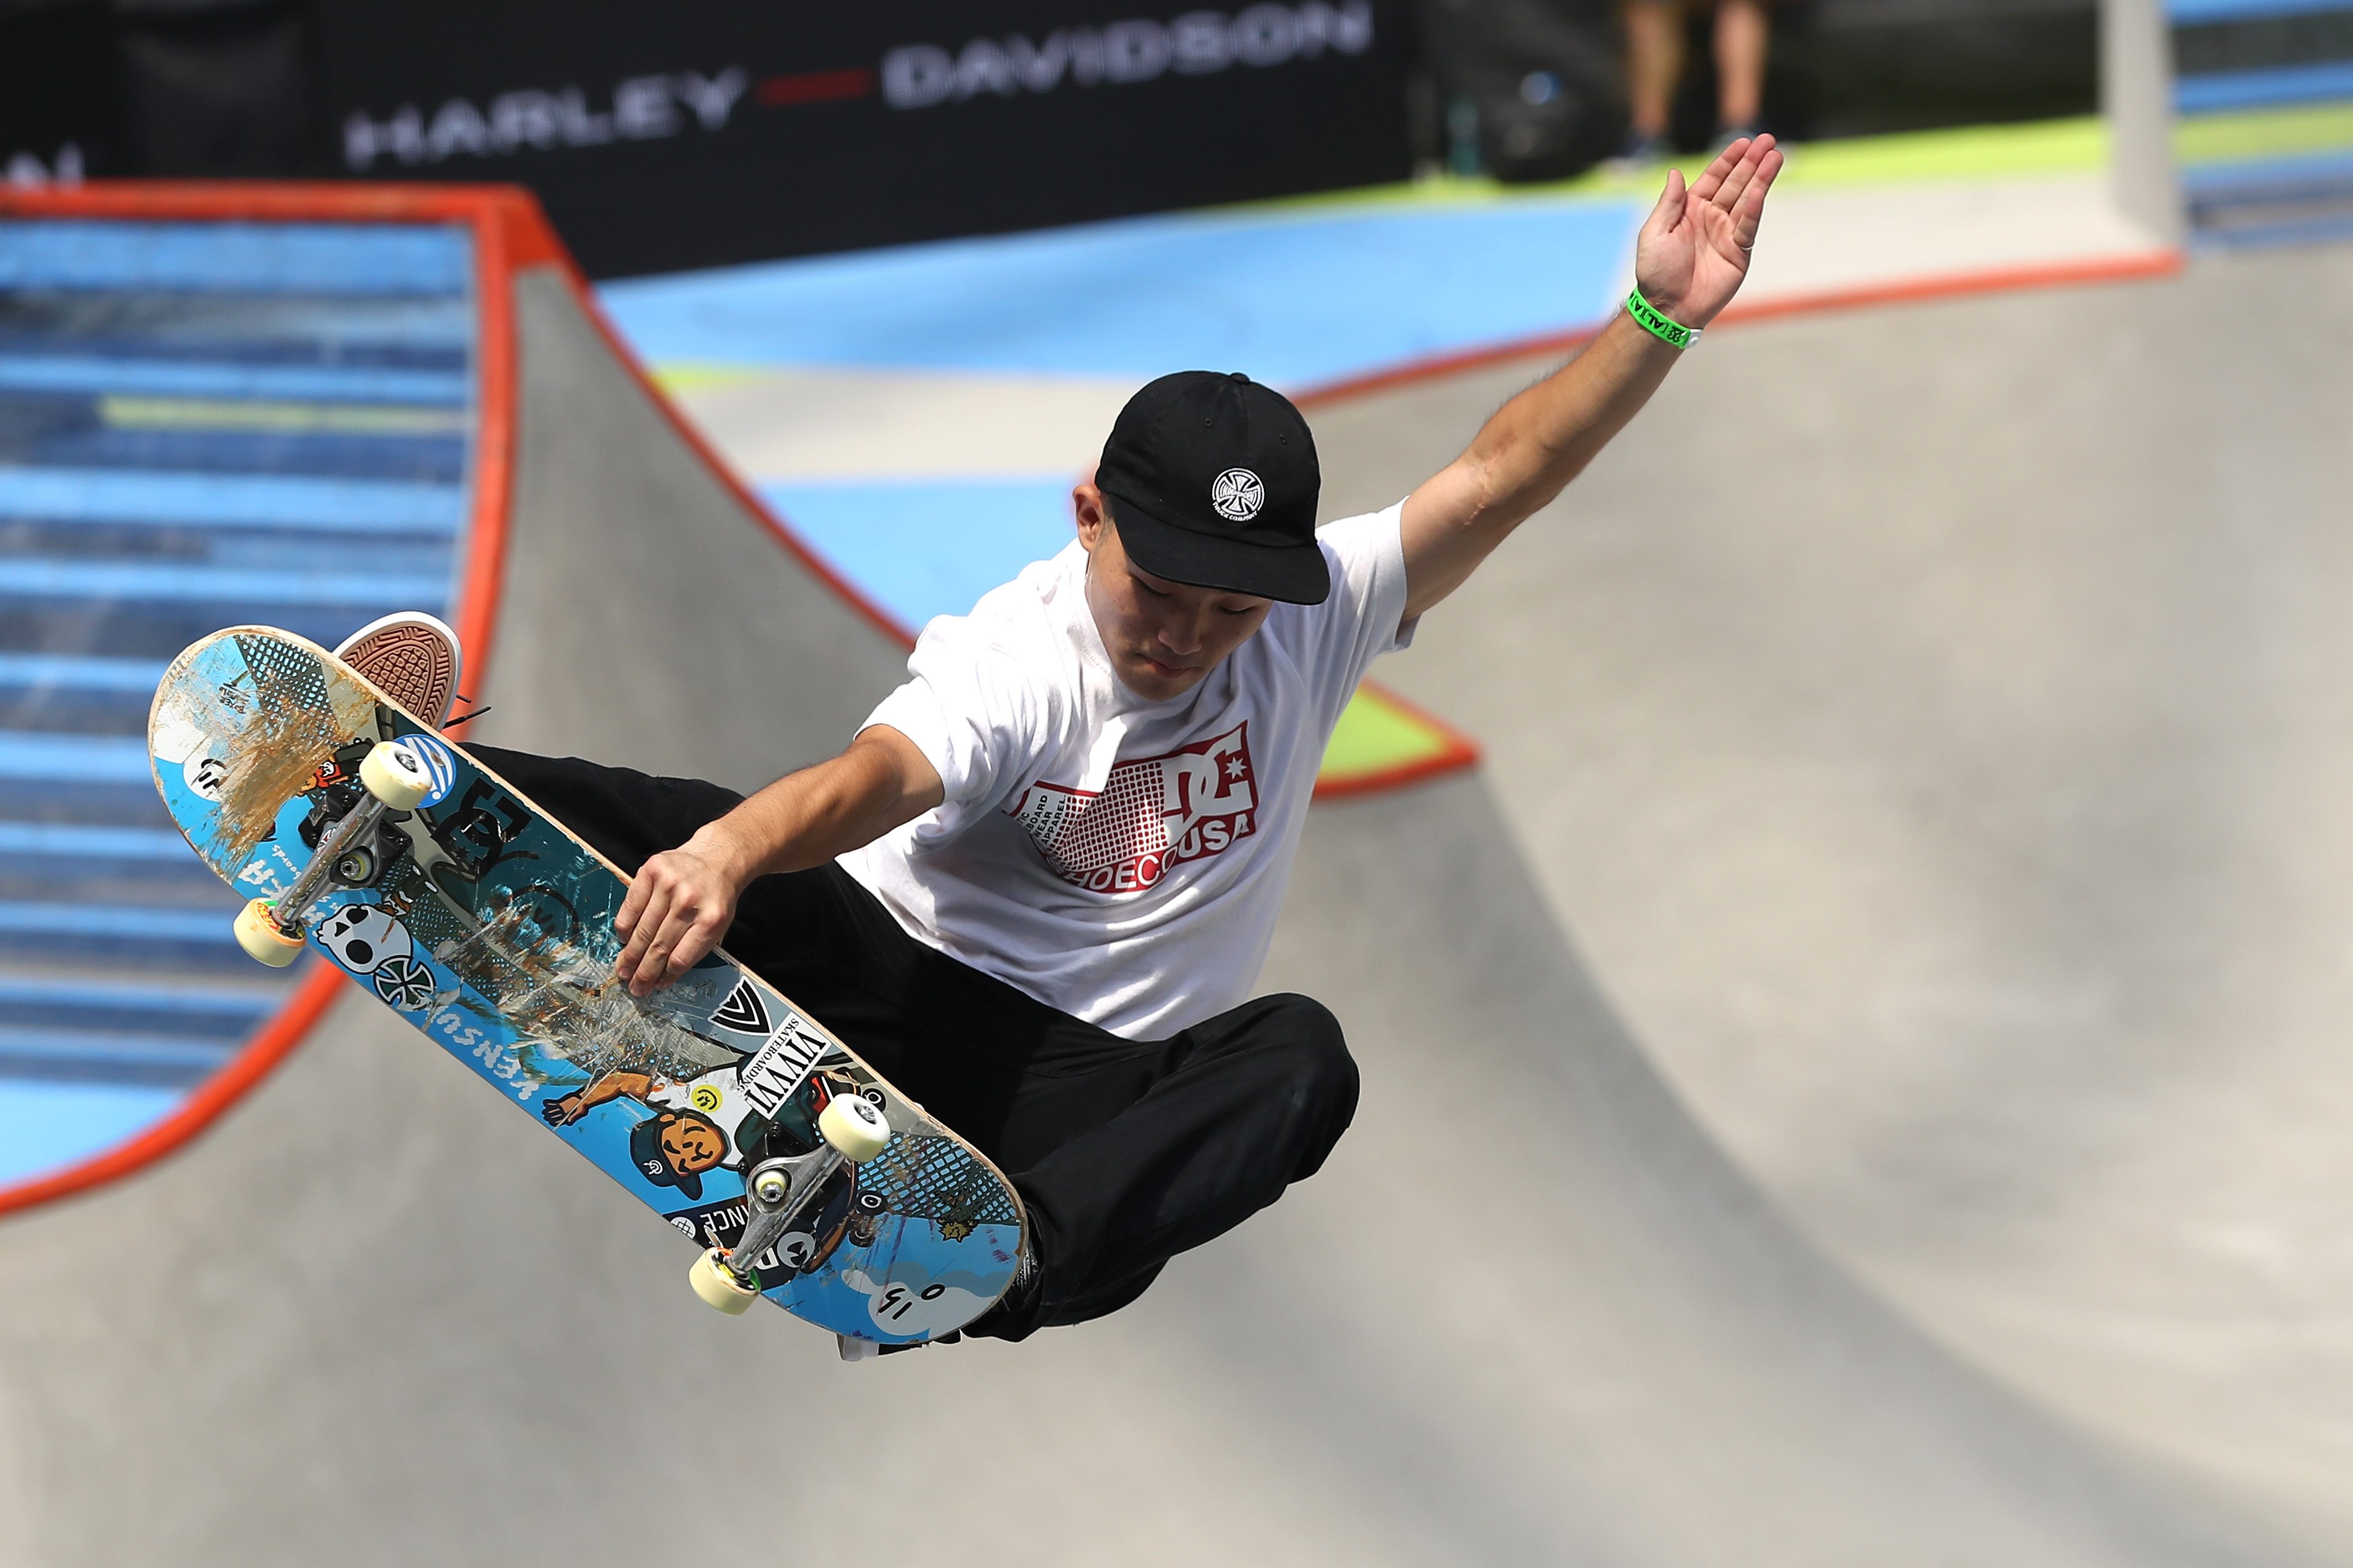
left=2103, top=0, right=2185, bottom=243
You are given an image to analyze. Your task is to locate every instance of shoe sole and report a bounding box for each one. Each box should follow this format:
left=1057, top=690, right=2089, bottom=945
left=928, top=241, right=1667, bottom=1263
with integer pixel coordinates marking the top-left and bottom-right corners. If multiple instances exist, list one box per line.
left=340, top=621, right=458, bottom=724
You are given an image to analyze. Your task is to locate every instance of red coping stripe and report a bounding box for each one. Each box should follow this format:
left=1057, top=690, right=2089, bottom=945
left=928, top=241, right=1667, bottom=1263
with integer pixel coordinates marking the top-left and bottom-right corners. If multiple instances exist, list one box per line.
left=1311, top=684, right=1483, bottom=800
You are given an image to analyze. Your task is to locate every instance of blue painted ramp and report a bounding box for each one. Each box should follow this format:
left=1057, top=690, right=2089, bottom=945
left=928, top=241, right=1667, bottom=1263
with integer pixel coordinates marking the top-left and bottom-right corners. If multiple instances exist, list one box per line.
left=0, top=216, right=477, bottom=1189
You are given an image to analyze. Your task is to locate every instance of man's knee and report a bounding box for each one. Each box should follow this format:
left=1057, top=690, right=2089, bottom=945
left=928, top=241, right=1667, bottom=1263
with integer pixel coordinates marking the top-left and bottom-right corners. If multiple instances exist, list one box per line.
left=1255, top=993, right=1359, bottom=1168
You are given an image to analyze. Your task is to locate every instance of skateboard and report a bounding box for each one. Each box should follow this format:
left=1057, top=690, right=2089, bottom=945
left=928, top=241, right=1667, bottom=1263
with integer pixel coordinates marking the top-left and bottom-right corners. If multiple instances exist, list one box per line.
left=148, top=625, right=1025, bottom=1347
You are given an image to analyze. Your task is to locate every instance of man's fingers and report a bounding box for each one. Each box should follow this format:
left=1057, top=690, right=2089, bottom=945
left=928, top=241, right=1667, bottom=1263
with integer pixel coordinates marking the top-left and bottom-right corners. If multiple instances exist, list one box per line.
left=616, top=869, right=651, bottom=937
left=1709, top=136, right=1772, bottom=215
left=1689, top=139, right=1744, bottom=203
left=615, top=872, right=676, bottom=982
left=1731, top=145, right=1783, bottom=248
left=614, top=848, right=736, bottom=992
left=632, top=901, right=712, bottom=993
left=667, top=909, right=729, bottom=979
left=1646, top=167, right=1687, bottom=233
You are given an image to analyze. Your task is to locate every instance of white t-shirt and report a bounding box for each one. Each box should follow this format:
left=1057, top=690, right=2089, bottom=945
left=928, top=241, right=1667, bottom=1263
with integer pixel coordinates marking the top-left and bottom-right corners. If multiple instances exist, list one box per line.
left=840, top=502, right=1416, bottom=1039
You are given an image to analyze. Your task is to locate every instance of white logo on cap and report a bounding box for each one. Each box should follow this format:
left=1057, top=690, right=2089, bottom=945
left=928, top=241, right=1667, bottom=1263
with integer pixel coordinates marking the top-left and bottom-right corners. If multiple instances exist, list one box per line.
left=1210, top=468, right=1264, bottom=522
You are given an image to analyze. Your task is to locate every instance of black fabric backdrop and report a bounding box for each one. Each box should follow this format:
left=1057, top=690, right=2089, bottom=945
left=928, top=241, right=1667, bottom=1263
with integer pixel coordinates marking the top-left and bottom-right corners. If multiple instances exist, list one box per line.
left=315, top=0, right=1416, bottom=277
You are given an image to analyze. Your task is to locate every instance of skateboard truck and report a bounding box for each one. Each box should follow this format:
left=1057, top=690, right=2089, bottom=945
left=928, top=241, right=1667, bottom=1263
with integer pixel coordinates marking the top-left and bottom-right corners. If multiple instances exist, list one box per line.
left=233, top=740, right=434, bottom=967
left=688, top=1095, right=892, bottom=1315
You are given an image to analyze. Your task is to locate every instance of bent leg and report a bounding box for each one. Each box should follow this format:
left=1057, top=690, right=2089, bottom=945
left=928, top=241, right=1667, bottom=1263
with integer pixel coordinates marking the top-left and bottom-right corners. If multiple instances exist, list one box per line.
left=460, top=748, right=1360, bottom=1342
left=972, top=993, right=1362, bottom=1340
left=467, top=746, right=744, bottom=872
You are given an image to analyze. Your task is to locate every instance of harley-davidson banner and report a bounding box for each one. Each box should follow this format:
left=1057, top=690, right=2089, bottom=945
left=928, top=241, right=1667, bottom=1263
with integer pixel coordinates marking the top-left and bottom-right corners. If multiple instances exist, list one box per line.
left=319, top=0, right=1412, bottom=277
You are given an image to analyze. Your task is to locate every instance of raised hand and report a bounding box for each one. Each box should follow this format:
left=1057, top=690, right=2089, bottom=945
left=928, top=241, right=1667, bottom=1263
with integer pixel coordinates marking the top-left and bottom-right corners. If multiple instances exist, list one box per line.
left=1633, top=134, right=1782, bottom=331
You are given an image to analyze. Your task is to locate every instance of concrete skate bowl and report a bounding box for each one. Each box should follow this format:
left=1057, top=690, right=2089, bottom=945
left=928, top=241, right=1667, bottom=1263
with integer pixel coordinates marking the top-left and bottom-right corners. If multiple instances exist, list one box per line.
left=1301, top=236, right=2353, bottom=1557
left=0, top=180, right=2338, bottom=1566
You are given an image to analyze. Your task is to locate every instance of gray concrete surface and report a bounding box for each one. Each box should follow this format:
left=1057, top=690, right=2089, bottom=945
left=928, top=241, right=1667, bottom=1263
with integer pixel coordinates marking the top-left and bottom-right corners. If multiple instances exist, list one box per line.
left=0, top=250, right=2339, bottom=1564
left=1309, top=240, right=2353, bottom=1548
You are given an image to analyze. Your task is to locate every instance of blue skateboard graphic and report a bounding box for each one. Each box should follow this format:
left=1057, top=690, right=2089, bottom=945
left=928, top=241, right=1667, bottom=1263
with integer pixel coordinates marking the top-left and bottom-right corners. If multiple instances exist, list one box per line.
left=149, top=627, right=1023, bottom=1345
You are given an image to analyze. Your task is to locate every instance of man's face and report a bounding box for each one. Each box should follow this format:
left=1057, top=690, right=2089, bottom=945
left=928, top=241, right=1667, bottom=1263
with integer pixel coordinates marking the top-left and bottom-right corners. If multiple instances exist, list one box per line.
left=1074, top=481, right=1274, bottom=702
left=661, top=1115, right=726, bottom=1176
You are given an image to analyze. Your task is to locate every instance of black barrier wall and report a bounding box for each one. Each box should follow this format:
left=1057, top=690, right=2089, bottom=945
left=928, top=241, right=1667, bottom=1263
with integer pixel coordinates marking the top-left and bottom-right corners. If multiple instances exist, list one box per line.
left=317, top=0, right=1414, bottom=277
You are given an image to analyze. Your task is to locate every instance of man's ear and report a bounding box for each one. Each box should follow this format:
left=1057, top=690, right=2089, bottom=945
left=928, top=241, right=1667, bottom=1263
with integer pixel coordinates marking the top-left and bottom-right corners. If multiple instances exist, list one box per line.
left=1073, top=478, right=1107, bottom=553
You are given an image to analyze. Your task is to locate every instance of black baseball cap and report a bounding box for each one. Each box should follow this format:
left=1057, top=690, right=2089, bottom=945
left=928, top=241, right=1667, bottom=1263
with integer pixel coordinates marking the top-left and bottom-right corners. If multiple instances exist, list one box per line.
left=1095, top=370, right=1328, bottom=606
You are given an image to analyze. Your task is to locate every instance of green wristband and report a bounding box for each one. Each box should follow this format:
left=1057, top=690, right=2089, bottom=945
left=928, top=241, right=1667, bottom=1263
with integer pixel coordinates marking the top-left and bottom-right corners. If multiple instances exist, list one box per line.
left=1625, top=287, right=1699, bottom=349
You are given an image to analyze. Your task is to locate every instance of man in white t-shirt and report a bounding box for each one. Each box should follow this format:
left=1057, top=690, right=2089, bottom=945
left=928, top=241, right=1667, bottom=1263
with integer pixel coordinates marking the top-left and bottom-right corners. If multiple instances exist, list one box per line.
left=446, top=139, right=1779, bottom=1347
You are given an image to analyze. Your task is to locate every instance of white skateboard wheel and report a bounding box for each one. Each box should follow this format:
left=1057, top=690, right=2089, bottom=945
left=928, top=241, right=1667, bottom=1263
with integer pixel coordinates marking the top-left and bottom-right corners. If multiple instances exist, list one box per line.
left=358, top=740, right=432, bottom=810
left=234, top=898, right=304, bottom=967
left=689, top=1248, right=761, bottom=1315
left=819, top=1094, right=891, bottom=1163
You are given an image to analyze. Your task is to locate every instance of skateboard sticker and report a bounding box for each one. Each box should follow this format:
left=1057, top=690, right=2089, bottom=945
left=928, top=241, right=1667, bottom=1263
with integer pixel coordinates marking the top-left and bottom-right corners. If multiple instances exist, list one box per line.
left=841, top=1264, right=998, bottom=1340
left=394, top=732, right=459, bottom=807
left=185, top=754, right=230, bottom=801
left=736, top=1015, right=830, bottom=1122
left=318, top=901, right=413, bottom=976
left=709, top=978, right=771, bottom=1036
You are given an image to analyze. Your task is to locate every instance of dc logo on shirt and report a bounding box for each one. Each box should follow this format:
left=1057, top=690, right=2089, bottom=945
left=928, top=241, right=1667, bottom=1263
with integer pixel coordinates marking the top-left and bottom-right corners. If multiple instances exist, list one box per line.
left=1008, top=722, right=1260, bottom=895
left=1210, top=468, right=1264, bottom=522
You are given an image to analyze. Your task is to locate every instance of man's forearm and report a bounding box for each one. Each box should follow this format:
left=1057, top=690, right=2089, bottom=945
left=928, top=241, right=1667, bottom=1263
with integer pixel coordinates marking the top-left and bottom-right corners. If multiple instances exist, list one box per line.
left=687, top=729, right=937, bottom=884
left=1462, top=310, right=1681, bottom=532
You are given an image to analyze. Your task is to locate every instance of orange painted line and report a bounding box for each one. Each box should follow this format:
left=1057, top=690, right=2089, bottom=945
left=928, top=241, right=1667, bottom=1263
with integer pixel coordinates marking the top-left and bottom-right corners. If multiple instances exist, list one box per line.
left=1312, top=681, right=1483, bottom=800
left=453, top=193, right=525, bottom=686
left=0, top=961, right=343, bottom=1219
left=1712, top=248, right=2186, bottom=328
left=549, top=264, right=919, bottom=653
left=0, top=180, right=515, bottom=226
left=1293, top=246, right=2184, bottom=407
left=1295, top=327, right=1606, bottom=410
left=1314, top=740, right=1485, bottom=799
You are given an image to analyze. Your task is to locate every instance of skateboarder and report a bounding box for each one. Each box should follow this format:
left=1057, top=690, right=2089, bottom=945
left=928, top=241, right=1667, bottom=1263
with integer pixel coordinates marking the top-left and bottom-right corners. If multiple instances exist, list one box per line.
left=344, top=140, right=1780, bottom=1348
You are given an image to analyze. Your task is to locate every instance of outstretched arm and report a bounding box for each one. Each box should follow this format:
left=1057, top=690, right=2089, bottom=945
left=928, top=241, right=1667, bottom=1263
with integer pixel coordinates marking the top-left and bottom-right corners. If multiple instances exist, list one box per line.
left=1398, top=135, right=1781, bottom=622
left=613, top=724, right=943, bottom=994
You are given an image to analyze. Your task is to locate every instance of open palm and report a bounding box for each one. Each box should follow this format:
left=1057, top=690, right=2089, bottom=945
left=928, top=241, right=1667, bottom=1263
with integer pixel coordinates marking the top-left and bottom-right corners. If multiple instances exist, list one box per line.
left=1635, top=135, right=1782, bottom=330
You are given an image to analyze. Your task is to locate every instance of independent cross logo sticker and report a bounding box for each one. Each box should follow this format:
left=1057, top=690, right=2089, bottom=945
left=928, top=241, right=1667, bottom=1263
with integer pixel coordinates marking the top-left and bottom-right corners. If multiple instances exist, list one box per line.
left=1210, top=468, right=1264, bottom=521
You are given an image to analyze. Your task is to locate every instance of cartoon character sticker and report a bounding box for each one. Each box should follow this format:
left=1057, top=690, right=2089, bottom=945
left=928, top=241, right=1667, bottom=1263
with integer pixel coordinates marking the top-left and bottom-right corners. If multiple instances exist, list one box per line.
left=545, top=1066, right=881, bottom=1279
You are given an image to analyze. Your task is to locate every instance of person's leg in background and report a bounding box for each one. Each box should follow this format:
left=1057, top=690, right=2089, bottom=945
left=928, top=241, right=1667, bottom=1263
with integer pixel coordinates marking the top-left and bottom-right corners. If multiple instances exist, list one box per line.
left=1614, top=0, right=1683, bottom=165
left=1712, top=0, right=1771, bottom=145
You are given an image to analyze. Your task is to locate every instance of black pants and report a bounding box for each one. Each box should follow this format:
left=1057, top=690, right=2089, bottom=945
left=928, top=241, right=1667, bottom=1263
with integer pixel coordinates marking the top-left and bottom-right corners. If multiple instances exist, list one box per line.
left=472, top=748, right=1360, bottom=1340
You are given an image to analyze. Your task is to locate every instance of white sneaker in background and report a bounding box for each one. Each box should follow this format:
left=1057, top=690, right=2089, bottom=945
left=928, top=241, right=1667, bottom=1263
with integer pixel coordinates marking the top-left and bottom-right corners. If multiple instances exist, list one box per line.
left=335, top=611, right=462, bottom=727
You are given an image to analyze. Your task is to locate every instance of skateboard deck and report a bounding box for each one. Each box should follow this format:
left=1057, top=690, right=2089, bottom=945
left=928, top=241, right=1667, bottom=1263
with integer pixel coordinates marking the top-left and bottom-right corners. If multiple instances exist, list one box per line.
left=148, top=626, right=1024, bottom=1346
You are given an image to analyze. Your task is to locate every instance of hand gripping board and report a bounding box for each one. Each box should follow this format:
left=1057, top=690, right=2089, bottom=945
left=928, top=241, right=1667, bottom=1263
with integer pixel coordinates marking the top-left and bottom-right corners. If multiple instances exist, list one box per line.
left=149, top=626, right=1025, bottom=1345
